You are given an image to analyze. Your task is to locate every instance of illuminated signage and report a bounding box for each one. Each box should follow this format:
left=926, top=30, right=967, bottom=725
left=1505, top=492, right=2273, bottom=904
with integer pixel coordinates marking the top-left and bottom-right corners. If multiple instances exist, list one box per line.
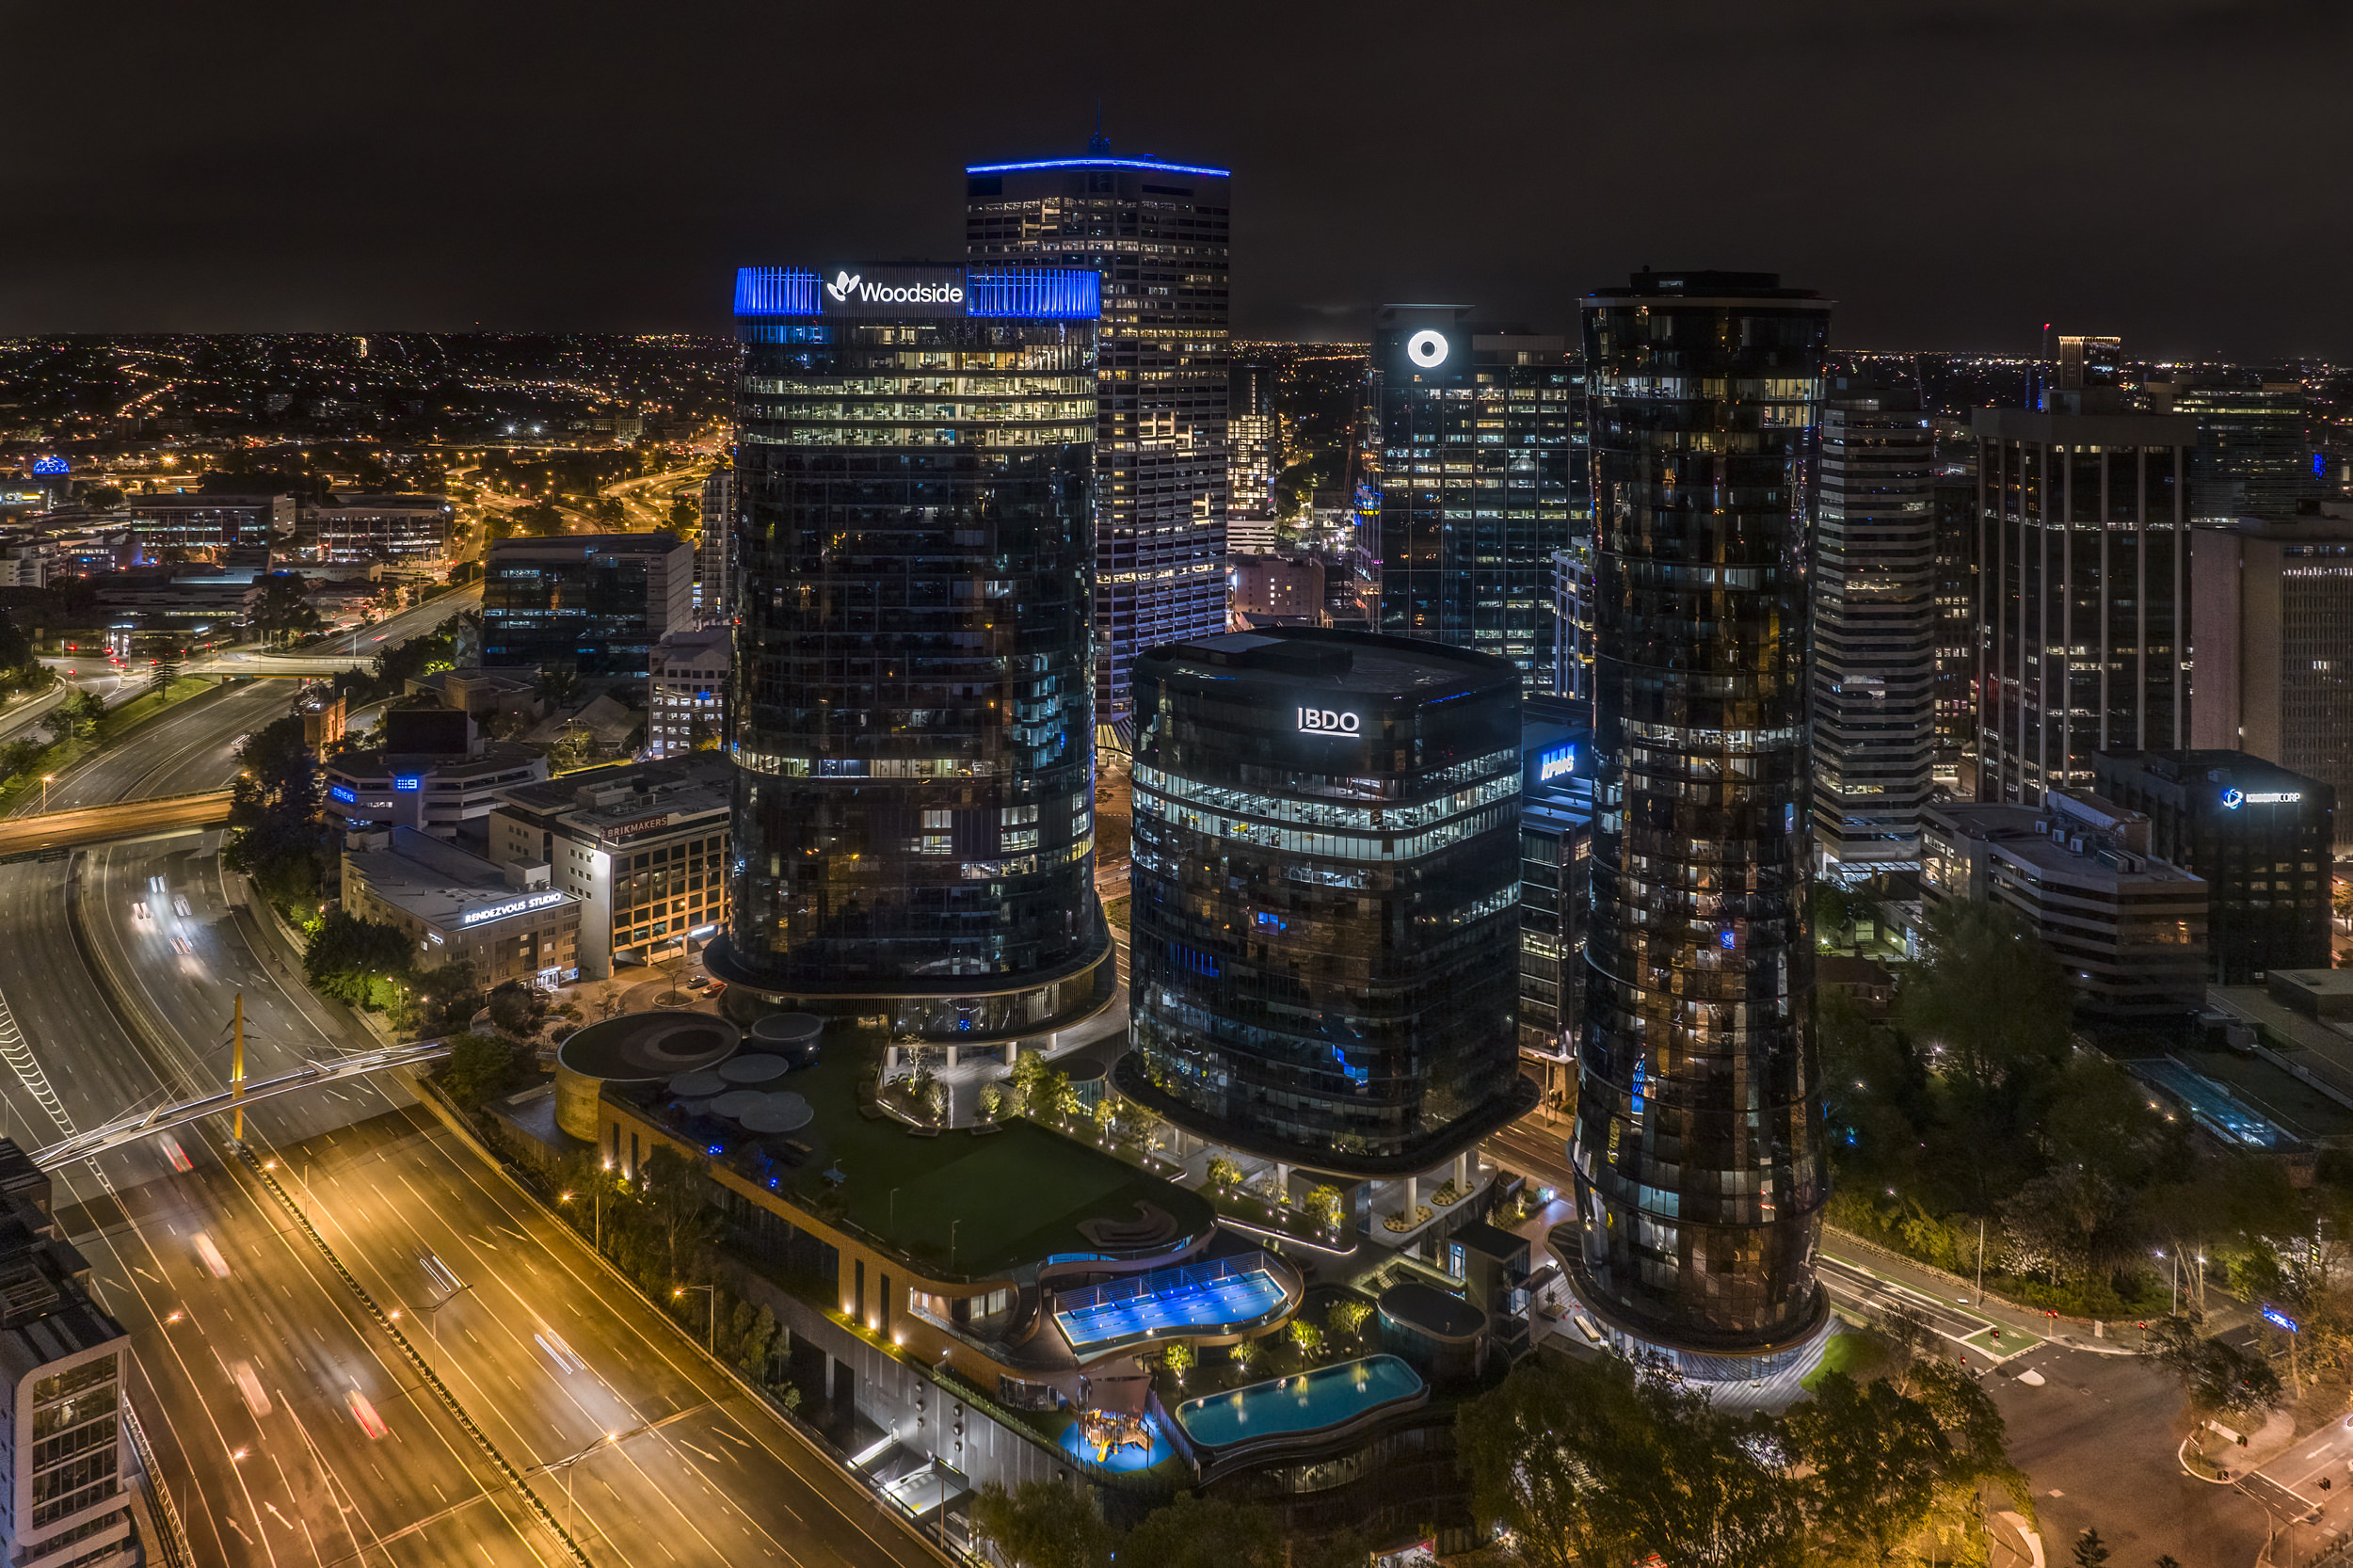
left=604, top=812, right=673, bottom=842
left=825, top=269, right=962, bottom=307
left=1296, top=708, right=1361, bottom=736
left=29, top=456, right=68, bottom=475
left=2221, top=788, right=2301, bottom=809
left=328, top=784, right=357, bottom=804
left=457, top=890, right=568, bottom=928
left=392, top=776, right=422, bottom=792
left=2264, top=1304, right=2300, bottom=1334
left=1406, top=329, right=1449, bottom=370
left=1536, top=744, right=1577, bottom=783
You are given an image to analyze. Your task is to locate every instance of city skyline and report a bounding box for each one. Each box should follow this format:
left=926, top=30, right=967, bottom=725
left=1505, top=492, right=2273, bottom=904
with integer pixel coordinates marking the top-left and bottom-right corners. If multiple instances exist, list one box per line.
left=7, top=2, right=2350, bottom=360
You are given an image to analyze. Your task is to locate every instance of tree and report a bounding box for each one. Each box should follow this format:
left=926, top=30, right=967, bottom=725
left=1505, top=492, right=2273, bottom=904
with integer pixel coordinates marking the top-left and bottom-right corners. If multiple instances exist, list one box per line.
left=439, top=1031, right=521, bottom=1109
left=1457, top=1355, right=1650, bottom=1568
left=223, top=713, right=324, bottom=910
left=1305, top=1184, right=1346, bottom=1232
left=1781, top=1371, right=1955, bottom=1561
left=70, top=688, right=104, bottom=737
left=636, top=1145, right=721, bottom=1283
left=487, top=980, right=547, bottom=1037
left=1206, top=1156, right=1243, bottom=1193
left=968, top=1480, right=1110, bottom=1568
left=1898, top=901, right=2073, bottom=1099
left=303, top=910, right=411, bottom=1008
left=2072, top=1528, right=2111, bottom=1567
left=1118, top=1494, right=1283, bottom=1568
left=412, top=958, right=485, bottom=1036
left=1289, top=1319, right=1323, bottom=1359
left=2147, top=1316, right=2283, bottom=1416
left=1160, top=1341, right=1193, bottom=1380
left=1326, top=1296, right=1371, bottom=1343
left=251, top=575, right=323, bottom=648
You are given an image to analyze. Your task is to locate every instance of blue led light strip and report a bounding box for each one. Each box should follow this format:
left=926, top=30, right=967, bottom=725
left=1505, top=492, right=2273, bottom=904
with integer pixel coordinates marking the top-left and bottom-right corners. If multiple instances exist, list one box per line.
left=964, top=266, right=1101, bottom=321
left=733, top=267, right=821, bottom=317
left=965, top=156, right=1229, bottom=178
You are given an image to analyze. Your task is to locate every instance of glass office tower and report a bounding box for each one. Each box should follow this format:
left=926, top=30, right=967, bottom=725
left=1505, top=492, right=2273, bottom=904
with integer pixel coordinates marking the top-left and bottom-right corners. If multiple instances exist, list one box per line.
left=1116, top=628, right=1530, bottom=1175
left=966, top=142, right=1231, bottom=733
left=1369, top=308, right=1577, bottom=677
left=707, top=264, right=1115, bottom=1041
left=1564, top=271, right=1832, bottom=1366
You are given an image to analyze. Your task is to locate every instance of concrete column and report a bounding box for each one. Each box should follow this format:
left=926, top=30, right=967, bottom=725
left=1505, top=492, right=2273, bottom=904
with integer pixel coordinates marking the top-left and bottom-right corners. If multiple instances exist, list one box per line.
left=1274, top=1163, right=1290, bottom=1205
left=1404, top=1175, right=1419, bottom=1213
left=1454, top=1151, right=1470, bottom=1192
left=945, top=1046, right=960, bottom=1069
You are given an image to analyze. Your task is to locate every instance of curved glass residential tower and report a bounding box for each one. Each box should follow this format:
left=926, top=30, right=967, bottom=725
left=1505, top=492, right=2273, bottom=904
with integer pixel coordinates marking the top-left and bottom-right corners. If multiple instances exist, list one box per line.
left=1563, top=271, right=1833, bottom=1364
left=706, top=264, right=1115, bottom=1041
left=1115, top=628, right=1532, bottom=1176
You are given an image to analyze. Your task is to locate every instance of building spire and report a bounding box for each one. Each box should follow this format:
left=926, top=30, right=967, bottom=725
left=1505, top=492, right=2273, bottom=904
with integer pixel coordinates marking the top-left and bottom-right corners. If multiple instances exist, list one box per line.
left=1089, top=103, right=1110, bottom=156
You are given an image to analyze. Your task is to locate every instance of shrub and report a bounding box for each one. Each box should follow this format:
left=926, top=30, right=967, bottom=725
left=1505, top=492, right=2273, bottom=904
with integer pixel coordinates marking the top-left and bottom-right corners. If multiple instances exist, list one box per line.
left=1305, top=1185, right=1346, bottom=1231
left=1207, top=1156, right=1243, bottom=1192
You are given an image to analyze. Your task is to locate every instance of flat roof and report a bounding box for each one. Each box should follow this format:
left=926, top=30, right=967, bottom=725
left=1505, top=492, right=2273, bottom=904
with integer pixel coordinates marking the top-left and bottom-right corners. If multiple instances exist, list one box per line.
left=560, top=1011, right=740, bottom=1082
left=966, top=156, right=1229, bottom=177
left=346, top=827, right=580, bottom=935
left=495, top=755, right=731, bottom=840
left=1144, top=627, right=1519, bottom=701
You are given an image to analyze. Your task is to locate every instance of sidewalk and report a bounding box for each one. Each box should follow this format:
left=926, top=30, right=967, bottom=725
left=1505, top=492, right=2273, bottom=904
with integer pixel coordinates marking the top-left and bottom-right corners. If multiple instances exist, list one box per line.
left=1824, top=1228, right=2143, bottom=1358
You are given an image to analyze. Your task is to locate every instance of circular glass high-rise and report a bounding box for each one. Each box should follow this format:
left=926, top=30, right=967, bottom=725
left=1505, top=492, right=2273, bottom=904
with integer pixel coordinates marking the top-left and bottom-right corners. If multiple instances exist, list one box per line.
left=1566, top=271, right=1832, bottom=1359
left=706, top=264, right=1114, bottom=1040
left=1114, top=628, right=1531, bottom=1176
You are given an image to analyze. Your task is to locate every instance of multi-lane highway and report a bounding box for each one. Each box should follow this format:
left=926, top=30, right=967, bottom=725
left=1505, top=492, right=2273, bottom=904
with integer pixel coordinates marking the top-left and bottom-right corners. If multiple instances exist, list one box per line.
left=11, top=678, right=301, bottom=819
left=0, top=679, right=942, bottom=1565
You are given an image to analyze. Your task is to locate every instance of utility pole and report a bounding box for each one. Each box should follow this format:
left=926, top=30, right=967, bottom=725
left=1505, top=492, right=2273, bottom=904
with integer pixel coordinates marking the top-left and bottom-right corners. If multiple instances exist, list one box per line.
left=232, top=993, right=246, bottom=1144
left=1975, top=1215, right=1986, bottom=1304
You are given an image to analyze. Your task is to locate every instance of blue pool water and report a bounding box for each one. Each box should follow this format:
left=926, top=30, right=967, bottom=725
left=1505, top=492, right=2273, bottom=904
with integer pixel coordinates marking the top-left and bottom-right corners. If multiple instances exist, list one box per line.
left=1174, top=1355, right=1424, bottom=1449
left=1054, top=1267, right=1287, bottom=1352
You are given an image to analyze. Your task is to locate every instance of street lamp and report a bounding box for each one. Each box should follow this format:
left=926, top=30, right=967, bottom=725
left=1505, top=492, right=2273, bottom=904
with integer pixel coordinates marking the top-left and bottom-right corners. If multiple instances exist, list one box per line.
left=39, top=775, right=52, bottom=812
left=534, top=1430, right=621, bottom=1544
left=674, top=1284, right=716, bottom=1352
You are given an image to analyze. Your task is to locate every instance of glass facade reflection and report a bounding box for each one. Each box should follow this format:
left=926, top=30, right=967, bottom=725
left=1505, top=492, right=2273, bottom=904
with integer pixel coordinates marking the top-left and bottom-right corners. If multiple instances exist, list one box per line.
left=1569, top=271, right=1832, bottom=1356
left=1370, top=310, right=1577, bottom=677
left=706, top=264, right=1113, bottom=1040
left=1116, top=629, right=1531, bottom=1176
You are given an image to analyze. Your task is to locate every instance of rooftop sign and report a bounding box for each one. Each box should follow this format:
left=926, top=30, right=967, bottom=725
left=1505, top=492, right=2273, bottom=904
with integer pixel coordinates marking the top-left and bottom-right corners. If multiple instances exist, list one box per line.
left=734, top=265, right=1100, bottom=322
left=458, top=890, right=568, bottom=928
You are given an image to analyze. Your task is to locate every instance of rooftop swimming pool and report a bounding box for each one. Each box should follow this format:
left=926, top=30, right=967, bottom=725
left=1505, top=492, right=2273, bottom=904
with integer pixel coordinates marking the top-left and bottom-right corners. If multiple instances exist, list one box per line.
left=1173, top=1355, right=1425, bottom=1450
left=1053, top=1254, right=1290, bottom=1353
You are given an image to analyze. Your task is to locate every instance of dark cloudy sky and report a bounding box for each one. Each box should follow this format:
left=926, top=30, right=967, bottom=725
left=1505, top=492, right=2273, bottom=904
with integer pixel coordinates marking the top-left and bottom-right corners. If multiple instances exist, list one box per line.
left=8, top=0, right=2347, bottom=360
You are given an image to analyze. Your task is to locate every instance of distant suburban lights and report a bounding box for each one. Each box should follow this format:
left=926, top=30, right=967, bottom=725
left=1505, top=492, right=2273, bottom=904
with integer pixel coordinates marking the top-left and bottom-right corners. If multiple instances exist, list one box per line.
left=964, top=156, right=1230, bottom=177
left=1406, top=330, right=1449, bottom=369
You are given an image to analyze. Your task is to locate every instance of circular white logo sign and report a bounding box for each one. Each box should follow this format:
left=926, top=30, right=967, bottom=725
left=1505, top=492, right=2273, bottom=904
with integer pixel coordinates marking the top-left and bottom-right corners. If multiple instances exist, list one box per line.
left=1406, top=329, right=1449, bottom=369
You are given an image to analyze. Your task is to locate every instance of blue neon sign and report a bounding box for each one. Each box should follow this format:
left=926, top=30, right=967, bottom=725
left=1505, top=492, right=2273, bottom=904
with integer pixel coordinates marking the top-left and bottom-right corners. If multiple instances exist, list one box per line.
left=965, top=265, right=1100, bottom=320
left=29, top=456, right=68, bottom=475
left=2264, top=1304, right=2300, bottom=1334
left=1535, top=744, right=1577, bottom=783
left=965, top=156, right=1229, bottom=178
left=392, top=776, right=422, bottom=792
left=2317, top=452, right=2329, bottom=481
left=328, top=784, right=357, bottom=804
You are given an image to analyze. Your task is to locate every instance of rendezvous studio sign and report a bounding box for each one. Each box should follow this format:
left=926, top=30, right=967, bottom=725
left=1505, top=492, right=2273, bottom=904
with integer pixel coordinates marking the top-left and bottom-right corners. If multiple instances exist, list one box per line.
left=820, top=266, right=970, bottom=318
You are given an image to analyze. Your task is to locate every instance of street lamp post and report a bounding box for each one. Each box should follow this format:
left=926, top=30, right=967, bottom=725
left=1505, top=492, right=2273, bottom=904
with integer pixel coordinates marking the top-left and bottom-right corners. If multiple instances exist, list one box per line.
left=675, top=1284, right=715, bottom=1352
left=40, top=775, right=52, bottom=813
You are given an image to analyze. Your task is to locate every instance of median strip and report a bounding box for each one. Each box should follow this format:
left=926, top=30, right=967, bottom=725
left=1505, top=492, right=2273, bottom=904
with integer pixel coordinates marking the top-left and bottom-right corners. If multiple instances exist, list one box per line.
left=230, top=1142, right=593, bottom=1567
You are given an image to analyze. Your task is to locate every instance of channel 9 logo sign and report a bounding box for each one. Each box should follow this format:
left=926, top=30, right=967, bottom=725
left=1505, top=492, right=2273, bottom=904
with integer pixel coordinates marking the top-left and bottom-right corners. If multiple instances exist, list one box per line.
left=1296, top=708, right=1361, bottom=736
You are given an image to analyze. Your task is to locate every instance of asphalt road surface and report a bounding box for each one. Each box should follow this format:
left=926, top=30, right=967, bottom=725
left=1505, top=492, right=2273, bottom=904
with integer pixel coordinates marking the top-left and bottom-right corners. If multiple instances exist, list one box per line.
left=0, top=709, right=944, bottom=1564
left=12, top=677, right=301, bottom=818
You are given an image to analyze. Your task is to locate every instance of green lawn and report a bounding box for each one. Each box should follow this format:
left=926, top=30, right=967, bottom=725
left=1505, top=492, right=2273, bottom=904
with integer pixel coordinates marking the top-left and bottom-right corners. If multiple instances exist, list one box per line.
left=770, top=1037, right=1213, bottom=1278
left=1801, top=1327, right=1891, bottom=1392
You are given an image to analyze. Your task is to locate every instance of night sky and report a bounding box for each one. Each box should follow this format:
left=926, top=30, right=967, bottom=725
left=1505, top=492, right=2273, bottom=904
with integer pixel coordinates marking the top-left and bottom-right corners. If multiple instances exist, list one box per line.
left=9, top=0, right=2348, bottom=359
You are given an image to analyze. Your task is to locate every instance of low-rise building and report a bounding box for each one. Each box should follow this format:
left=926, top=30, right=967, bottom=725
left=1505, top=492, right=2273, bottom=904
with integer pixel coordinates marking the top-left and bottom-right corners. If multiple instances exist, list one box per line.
left=1922, top=790, right=2209, bottom=1022
left=306, top=494, right=453, bottom=562
left=0, top=1141, right=136, bottom=1568
left=324, top=710, right=548, bottom=840
left=404, top=666, right=543, bottom=728
left=342, top=826, right=581, bottom=987
left=93, top=570, right=261, bottom=638
left=647, top=628, right=728, bottom=759
left=121, top=492, right=293, bottom=556
left=1226, top=553, right=1324, bottom=629
left=489, top=755, right=731, bottom=978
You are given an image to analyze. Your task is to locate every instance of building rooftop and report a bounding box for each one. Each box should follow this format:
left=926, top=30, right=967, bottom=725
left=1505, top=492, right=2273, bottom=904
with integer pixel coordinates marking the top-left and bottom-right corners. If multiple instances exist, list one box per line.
left=488, top=532, right=688, bottom=559
left=495, top=754, right=731, bottom=840
left=331, top=739, right=542, bottom=780
left=1148, top=627, right=1519, bottom=702
left=344, top=825, right=578, bottom=934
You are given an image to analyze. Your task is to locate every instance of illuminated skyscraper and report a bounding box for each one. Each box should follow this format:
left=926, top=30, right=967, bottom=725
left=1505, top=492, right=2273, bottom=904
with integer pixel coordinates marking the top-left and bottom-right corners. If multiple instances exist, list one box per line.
left=708, top=264, right=1115, bottom=1040
left=1811, top=373, right=1936, bottom=874
left=965, top=138, right=1231, bottom=734
left=1369, top=309, right=1576, bottom=676
left=1564, top=270, right=1832, bottom=1370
